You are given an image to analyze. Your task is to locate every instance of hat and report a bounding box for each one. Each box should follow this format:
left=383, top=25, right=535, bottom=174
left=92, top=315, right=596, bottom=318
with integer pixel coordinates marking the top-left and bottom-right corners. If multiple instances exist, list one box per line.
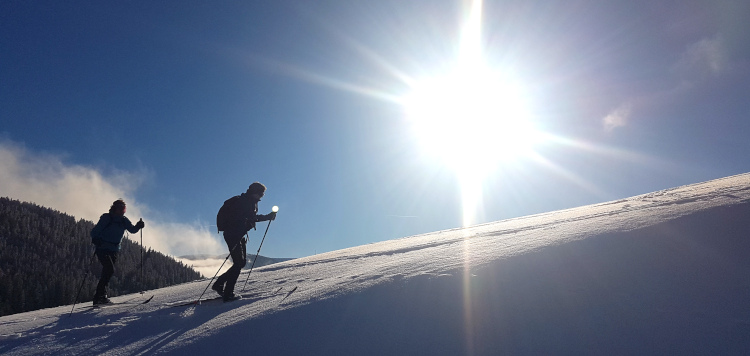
left=248, top=182, right=266, bottom=194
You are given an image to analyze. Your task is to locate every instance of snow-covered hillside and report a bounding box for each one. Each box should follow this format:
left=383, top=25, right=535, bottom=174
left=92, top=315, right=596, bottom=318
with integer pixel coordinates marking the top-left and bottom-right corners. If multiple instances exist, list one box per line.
left=2, top=174, right=750, bottom=355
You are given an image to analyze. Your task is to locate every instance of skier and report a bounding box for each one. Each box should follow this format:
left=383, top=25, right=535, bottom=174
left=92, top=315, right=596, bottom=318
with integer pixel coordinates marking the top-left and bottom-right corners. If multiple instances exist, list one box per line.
left=90, top=199, right=145, bottom=305
left=213, top=182, right=276, bottom=301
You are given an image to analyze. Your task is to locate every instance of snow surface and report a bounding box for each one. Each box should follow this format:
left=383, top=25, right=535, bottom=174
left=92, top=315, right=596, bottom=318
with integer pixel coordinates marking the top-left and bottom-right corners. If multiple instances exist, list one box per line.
left=2, top=174, right=750, bottom=355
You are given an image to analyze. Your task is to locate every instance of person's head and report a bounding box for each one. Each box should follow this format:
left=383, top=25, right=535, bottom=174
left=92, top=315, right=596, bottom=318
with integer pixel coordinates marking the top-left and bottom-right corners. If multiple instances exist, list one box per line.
left=247, top=182, right=267, bottom=201
left=109, top=199, right=127, bottom=216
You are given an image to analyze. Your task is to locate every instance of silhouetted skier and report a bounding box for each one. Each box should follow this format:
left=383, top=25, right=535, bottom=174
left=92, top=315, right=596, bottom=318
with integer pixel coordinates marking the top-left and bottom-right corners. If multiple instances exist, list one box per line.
left=213, top=182, right=276, bottom=301
left=90, top=199, right=144, bottom=305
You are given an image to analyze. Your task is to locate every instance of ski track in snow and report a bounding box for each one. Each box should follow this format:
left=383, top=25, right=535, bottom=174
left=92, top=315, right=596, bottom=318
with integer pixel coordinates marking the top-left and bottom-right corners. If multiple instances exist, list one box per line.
left=2, top=173, right=750, bottom=355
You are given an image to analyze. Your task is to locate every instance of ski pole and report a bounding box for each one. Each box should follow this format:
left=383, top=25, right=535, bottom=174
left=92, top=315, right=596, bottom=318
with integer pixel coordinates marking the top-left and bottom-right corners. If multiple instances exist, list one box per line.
left=70, top=249, right=97, bottom=316
left=140, top=218, right=144, bottom=294
left=195, top=235, right=246, bottom=304
left=241, top=206, right=278, bottom=292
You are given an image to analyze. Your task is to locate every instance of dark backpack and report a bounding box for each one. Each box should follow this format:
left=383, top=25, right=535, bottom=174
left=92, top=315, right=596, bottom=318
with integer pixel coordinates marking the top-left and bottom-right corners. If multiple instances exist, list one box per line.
left=216, top=196, right=242, bottom=233
left=91, top=213, right=113, bottom=245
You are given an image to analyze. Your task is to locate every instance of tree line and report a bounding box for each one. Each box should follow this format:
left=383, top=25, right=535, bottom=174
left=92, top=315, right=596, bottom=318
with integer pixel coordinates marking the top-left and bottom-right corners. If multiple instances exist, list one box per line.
left=0, top=197, right=202, bottom=317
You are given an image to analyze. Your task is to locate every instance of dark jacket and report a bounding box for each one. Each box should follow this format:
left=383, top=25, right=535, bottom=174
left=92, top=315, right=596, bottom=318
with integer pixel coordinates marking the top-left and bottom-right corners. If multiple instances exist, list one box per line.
left=90, top=213, right=140, bottom=252
left=223, top=193, right=272, bottom=235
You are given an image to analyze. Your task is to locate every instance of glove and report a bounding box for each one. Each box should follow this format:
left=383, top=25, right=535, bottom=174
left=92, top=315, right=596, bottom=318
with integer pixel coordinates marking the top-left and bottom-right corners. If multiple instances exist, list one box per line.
left=135, top=220, right=145, bottom=230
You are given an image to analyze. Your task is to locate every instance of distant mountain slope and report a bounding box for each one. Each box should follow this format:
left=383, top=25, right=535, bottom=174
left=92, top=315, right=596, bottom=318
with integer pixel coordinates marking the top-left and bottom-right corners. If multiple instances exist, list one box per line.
left=0, top=197, right=202, bottom=317
left=179, top=254, right=294, bottom=269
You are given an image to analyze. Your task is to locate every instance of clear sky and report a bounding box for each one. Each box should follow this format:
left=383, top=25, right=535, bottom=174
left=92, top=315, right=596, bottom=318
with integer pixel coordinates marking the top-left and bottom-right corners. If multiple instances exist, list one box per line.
left=2, top=0, right=749, bottom=259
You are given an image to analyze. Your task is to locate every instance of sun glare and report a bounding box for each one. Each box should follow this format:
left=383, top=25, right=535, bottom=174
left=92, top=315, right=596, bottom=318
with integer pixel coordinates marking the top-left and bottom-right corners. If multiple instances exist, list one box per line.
left=404, top=68, right=538, bottom=172
left=399, top=1, right=546, bottom=351
left=401, top=0, right=543, bottom=229
left=403, top=67, right=540, bottom=227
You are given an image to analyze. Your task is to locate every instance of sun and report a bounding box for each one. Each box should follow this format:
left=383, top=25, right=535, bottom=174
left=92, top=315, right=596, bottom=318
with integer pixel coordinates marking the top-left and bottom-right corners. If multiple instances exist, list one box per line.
left=403, top=66, right=539, bottom=172
left=403, top=65, right=541, bottom=227
left=400, top=0, right=543, bottom=227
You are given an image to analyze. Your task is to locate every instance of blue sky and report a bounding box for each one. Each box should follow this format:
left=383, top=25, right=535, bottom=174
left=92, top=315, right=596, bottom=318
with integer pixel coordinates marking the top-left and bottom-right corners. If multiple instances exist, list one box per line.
left=2, top=0, right=749, bottom=259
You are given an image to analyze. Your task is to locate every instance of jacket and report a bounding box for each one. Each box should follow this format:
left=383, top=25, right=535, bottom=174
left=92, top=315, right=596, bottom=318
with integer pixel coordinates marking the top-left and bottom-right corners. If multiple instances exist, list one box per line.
left=223, top=193, right=272, bottom=234
left=90, top=213, right=140, bottom=252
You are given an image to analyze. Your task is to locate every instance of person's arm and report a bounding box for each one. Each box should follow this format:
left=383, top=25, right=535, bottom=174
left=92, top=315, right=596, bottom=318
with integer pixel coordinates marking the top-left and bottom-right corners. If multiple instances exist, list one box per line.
left=243, top=200, right=259, bottom=230
left=255, top=211, right=277, bottom=222
left=124, top=217, right=144, bottom=234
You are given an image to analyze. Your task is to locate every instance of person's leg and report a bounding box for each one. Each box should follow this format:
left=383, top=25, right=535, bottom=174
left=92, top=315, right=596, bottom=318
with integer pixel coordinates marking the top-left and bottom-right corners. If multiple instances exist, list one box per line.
left=213, top=232, right=244, bottom=295
left=95, top=251, right=117, bottom=302
left=223, top=238, right=247, bottom=297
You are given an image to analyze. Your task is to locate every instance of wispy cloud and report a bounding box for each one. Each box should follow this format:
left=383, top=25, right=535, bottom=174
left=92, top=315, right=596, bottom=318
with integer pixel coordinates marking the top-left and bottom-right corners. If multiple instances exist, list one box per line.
left=604, top=35, right=730, bottom=134
left=602, top=103, right=632, bottom=132
left=672, top=36, right=727, bottom=82
left=0, top=140, right=224, bottom=258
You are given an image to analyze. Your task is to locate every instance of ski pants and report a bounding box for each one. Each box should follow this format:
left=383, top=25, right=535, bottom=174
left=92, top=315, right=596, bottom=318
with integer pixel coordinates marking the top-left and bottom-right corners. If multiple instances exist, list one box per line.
left=215, top=231, right=247, bottom=294
left=95, top=250, right=118, bottom=297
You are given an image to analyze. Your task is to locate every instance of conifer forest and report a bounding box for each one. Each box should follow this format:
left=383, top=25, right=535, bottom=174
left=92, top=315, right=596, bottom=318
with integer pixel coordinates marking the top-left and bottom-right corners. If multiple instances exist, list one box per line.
left=0, top=197, right=202, bottom=316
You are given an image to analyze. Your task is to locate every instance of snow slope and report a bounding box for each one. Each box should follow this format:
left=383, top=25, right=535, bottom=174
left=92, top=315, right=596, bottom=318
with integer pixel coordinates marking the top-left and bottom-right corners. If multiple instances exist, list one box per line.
left=2, top=174, right=750, bottom=355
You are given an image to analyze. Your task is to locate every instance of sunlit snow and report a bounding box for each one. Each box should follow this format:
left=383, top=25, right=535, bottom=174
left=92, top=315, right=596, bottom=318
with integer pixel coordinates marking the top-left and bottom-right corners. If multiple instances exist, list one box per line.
left=2, top=174, right=750, bottom=355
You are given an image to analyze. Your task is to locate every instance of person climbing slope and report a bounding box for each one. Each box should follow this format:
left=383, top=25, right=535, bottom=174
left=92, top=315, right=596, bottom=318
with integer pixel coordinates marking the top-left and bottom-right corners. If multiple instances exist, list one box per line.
left=90, top=199, right=144, bottom=305
left=213, top=182, right=276, bottom=301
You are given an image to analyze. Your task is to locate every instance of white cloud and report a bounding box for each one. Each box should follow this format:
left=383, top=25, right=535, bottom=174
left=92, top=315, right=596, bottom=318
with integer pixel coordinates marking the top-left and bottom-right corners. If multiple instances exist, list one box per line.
left=603, top=104, right=632, bottom=132
left=174, top=256, right=231, bottom=279
left=0, top=140, right=224, bottom=258
left=672, top=36, right=727, bottom=80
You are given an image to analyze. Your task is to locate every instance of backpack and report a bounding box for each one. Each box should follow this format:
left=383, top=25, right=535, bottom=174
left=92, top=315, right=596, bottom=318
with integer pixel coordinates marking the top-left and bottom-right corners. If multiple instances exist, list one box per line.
left=91, top=213, right=113, bottom=245
left=216, top=196, right=242, bottom=233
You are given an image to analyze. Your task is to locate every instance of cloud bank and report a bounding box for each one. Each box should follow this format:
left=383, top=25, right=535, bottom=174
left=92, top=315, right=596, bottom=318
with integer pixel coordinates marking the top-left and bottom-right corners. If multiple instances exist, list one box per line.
left=174, top=257, right=232, bottom=280
left=0, top=140, right=224, bottom=260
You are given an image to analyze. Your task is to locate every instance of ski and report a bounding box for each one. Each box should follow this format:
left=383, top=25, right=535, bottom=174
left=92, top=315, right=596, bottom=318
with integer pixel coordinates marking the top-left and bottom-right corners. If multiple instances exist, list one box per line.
left=141, top=295, right=155, bottom=304
left=91, top=295, right=154, bottom=309
left=280, top=286, right=298, bottom=301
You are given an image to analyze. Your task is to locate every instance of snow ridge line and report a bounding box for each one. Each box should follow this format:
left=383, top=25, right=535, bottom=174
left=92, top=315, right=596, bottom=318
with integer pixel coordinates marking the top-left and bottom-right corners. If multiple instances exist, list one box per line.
left=258, top=176, right=750, bottom=273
